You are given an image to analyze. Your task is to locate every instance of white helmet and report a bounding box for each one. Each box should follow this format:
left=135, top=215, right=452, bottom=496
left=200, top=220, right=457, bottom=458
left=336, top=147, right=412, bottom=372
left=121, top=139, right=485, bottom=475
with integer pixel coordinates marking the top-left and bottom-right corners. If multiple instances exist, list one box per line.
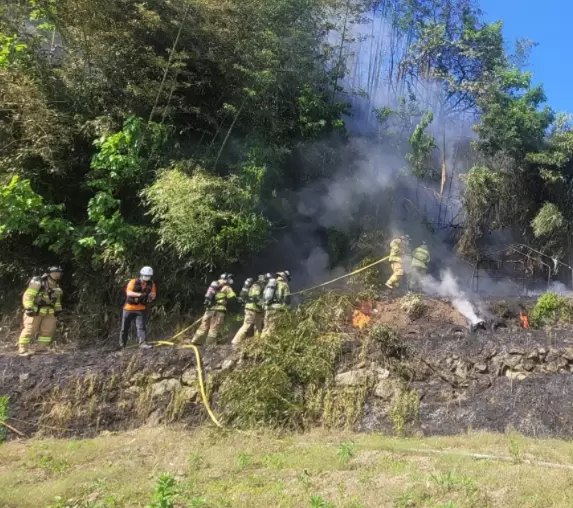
left=140, top=266, right=153, bottom=281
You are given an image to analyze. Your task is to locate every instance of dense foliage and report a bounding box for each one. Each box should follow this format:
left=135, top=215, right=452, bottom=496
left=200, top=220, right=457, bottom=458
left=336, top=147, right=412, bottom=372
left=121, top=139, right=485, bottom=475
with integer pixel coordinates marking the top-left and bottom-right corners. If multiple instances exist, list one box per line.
left=1, top=0, right=573, bottom=339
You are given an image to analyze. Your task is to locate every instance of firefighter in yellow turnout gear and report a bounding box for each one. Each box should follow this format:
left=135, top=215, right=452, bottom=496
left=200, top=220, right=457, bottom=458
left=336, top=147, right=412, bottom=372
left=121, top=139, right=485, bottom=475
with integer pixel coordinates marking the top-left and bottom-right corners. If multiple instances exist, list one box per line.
left=410, top=241, right=430, bottom=292
left=18, top=266, right=63, bottom=356
left=232, top=274, right=269, bottom=346
left=262, top=270, right=292, bottom=337
left=192, top=273, right=236, bottom=345
left=385, top=236, right=409, bottom=290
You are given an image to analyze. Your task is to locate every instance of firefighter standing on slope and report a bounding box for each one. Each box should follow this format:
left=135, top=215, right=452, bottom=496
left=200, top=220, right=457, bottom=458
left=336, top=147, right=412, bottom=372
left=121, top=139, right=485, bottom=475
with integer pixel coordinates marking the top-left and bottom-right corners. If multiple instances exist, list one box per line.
left=192, top=273, right=236, bottom=345
left=18, top=266, right=64, bottom=356
left=232, top=273, right=269, bottom=346
left=385, top=235, right=409, bottom=290
left=409, top=241, right=430, bottom=292
left=120, top=266, right=156, bottom=350
left=262, top=270, right=292, bottom=337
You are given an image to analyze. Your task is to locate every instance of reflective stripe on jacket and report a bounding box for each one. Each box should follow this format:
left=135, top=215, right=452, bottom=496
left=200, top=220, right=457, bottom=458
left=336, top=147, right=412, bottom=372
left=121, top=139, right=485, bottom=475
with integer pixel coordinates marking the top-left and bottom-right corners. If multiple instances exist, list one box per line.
left=22, top=277, right=63, bottom=314
left=411, top=246, right=430, bottom=270
left=213, top=285, right=236, bottom=312
left=245, top=283, right=263, bottom=312
left=269, top=280, right=291, bottom=310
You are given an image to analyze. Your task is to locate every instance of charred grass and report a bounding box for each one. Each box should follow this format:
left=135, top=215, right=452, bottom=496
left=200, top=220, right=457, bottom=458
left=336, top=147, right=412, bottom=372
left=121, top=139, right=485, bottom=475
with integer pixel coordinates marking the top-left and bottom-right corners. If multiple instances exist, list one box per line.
left=2, top=427, right=573, bottom=507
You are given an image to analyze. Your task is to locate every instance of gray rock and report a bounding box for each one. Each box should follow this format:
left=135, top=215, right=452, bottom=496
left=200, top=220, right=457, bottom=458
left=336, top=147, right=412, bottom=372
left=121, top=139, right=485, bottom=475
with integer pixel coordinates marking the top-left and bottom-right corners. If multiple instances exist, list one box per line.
left=374, top=379, right=397, bottom=401
left=562, top=348, right=573, bottom=361
left=502, top=355, right=522, bottom=369
left=19, top=373, right=30, bottom=382
left=181, top=369, right=197, bottom=386
left=221, top=358, right=237, bottom=371
left=455, top=364, right=469, bottom=379
left=335, top=369, right=374, bottom=387
left=180, top=386, right=199, bottom=401
left=474, top=363, right=488, bottom=373
left=505, top=370, right=527, bottom=381
left=151, top=378, right=181, bottom=397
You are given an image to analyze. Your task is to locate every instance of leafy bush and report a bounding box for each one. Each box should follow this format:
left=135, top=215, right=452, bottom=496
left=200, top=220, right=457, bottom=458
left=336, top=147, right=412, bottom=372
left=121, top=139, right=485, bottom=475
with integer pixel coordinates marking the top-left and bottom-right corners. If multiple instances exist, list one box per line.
left=400, top=293, right=426, bottom=319
left=219, top=364, right=299, bottom=428
left=0, top=395, right=9, bottom=443
left=148, top=473, right=177, bottom=508
left=391, top=388, right=420, bottom=435
left=142, top=165, right=270, bottom=268
left=369, top=324, right=410, bottom=361
left=531, top=202, right=565, bottom=238
left=530, top=292, right=572, bottom=327
left=218, top=292, right=352, bottom=429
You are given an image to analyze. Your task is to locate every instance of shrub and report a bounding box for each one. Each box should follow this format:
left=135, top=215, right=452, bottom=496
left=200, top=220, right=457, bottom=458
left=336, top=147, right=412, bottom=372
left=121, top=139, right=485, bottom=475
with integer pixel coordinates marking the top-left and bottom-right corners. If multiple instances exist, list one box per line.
left=400, top=293, right=426, bottom=319
left=218, top=292, right=352, bottom=429
left=530, top=292, right=572, bottom=327
left=0, top=395, right=9, bottom=443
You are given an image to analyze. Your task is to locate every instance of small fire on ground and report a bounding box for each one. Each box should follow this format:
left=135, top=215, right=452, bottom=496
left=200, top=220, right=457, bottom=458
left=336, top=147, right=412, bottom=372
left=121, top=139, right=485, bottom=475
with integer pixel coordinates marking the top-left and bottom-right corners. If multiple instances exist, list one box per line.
left=352, top=300, right=373, bottom=329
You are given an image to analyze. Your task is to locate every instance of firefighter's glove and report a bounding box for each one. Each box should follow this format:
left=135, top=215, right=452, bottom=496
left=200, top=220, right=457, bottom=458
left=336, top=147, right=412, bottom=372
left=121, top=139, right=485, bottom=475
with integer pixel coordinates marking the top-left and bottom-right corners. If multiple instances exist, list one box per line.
left=25, top=308, right=37, bottom=317
left=203, top=299, right=211, bottom=307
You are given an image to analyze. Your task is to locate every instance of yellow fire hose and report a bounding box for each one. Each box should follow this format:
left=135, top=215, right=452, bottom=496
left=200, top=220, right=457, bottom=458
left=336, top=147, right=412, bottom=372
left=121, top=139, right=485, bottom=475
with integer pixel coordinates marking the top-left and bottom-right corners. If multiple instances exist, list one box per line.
left=292, top=255, right=389, bottom=295
left=1, top=254, right=393, bottom=437
left=145, top=254, right=391, bottom=428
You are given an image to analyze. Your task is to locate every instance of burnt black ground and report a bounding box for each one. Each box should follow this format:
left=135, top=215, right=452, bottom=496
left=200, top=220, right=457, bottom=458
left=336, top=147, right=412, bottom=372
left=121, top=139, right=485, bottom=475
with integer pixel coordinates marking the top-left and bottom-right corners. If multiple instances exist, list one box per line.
left=3, top=297, right=573, bottom=439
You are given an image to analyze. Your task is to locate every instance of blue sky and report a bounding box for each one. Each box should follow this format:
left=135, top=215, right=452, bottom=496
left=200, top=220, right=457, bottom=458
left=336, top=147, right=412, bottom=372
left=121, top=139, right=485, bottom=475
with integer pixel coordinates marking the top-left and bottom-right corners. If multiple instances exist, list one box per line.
left=480, top=0, right=571, bottom=113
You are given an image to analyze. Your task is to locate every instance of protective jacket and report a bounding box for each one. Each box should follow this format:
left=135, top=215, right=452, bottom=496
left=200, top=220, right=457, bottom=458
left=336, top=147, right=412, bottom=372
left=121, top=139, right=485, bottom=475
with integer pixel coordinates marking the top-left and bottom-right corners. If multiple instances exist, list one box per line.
left=212, top=285, right=236, bottom=312
left=22, top=276, right=63, bottom=315
left=124, top=279, right=157, bottom=311
left=266, top=278, right=291, bottom=310
left=388, top=238, right=406, bottom=264
left=411, top=245, right=430, bottom=271
left=244, top=283, right=264, bottom=313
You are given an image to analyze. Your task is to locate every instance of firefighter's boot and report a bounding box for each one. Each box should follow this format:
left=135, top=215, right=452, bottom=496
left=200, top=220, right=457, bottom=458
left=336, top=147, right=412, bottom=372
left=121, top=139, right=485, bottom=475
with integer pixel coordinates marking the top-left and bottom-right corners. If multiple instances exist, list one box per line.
left=18, top=342, right=32, bottom=357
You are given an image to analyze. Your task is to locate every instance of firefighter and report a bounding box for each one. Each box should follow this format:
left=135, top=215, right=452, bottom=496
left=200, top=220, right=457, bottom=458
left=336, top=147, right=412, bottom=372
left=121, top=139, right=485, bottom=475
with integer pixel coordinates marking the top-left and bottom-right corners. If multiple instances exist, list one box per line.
left=192, top=273, right=236, bottom=345
left=385, top=235, right=409, bottom=290
left=119, top=266, right=156, bottom=350
left=262, top=270, right=291, bottom=337
left=232, top=273, right=269, bottom=346
left=18, top=266, right=64, bottom=356
left=409, top=241, right=430, bottom=291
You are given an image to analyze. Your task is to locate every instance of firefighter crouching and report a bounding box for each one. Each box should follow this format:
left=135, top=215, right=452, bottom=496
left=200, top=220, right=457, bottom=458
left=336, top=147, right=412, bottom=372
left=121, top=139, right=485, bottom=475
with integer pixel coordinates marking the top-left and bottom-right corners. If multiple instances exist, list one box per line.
left=232, top=273, right=269, bottom=346
left=262, top=270, right=291, bottom=337
left=385, top=235, right=409, bottom=290
left=18, top=266, right=64, bottom=356
left=120, top=266, right=156, bottom=350
left=192, top=273, right=236, bottom=345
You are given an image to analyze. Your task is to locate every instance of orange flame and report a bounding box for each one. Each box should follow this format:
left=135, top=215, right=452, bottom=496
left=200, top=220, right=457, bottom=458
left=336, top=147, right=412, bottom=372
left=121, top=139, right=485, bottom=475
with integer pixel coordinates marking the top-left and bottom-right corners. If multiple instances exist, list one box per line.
left=352, top=310, right=371, bottom=329
left=520, top=311, right=529, bottom=329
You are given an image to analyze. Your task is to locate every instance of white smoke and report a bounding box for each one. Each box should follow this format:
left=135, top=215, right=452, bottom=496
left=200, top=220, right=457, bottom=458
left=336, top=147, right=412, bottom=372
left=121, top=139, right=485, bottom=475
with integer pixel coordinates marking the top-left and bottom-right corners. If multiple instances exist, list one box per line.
left=420, top=269, right=481, bottom=324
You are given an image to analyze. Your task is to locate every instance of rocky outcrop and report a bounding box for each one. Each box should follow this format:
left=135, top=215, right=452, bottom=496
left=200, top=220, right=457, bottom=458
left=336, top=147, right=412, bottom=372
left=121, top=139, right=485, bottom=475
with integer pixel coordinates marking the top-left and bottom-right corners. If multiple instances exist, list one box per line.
left=5, top=319, right=573, bottom=440
left=0, top=347, right=231, bottom=438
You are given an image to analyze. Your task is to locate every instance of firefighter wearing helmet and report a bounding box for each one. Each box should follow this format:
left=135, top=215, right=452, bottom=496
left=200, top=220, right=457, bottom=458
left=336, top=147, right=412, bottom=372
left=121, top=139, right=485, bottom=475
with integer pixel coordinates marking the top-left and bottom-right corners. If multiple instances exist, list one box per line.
left=261, top=270, right=292, bottom=337
left=232, top=273, right=270, bottom=346
left=192, top=273, right=237, bottom=345
left=18, top=265, right=64, bottom=356
left=120, top=266, right=157, bottom=350
left=385, top=235, right=409, bottom=290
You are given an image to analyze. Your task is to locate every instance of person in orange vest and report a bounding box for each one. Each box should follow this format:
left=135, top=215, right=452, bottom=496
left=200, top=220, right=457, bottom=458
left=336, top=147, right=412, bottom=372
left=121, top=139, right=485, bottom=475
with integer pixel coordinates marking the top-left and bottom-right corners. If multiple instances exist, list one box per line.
left=120, top=266, right=156, bottom=350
